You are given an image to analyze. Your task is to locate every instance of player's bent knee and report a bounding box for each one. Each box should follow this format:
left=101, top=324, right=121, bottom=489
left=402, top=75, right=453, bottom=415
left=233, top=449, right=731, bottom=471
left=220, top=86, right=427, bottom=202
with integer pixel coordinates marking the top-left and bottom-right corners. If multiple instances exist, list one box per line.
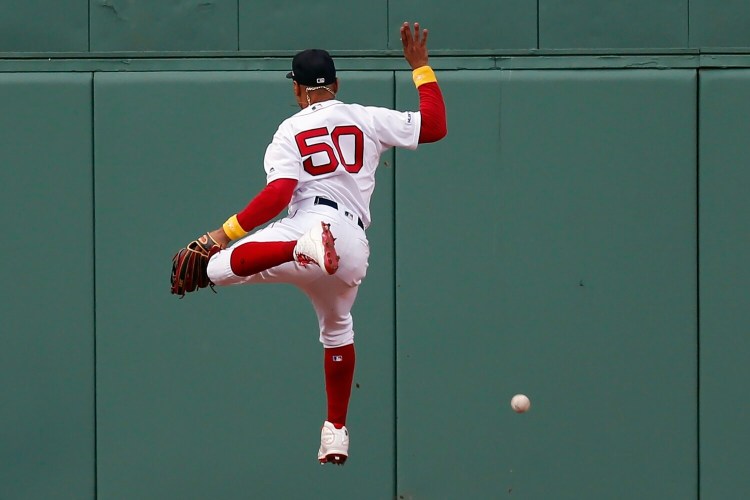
left=206, top=251, right=234, bottom=286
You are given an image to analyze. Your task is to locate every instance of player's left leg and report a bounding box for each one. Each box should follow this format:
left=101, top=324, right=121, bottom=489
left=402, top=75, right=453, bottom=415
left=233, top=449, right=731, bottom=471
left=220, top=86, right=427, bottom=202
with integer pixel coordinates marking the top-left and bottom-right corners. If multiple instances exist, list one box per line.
left=228, top=222, right=338, bottom=276
left=227, top=240, right=297, bottom=276
left=206, top=220, right=339, bottom=285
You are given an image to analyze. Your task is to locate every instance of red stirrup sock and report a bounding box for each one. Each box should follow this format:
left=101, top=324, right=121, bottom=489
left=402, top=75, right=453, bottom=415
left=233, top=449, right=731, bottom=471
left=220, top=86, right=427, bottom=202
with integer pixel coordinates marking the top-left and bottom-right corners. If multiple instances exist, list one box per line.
left=229, top=241, right=296, bottom=277
left=324, top=343, right=356, bottom=428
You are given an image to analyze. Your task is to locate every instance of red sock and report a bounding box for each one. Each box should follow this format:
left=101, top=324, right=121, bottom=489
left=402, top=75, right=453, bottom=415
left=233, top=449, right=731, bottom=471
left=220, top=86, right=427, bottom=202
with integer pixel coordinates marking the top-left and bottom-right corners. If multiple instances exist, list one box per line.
left=229, top=241, right=296, bottom=277
left=324, top=344, right=356, bottom=428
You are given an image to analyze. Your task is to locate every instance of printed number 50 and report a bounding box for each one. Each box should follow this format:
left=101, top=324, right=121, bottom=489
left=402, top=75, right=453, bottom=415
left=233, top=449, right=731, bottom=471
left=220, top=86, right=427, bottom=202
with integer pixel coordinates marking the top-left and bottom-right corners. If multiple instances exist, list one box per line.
left=295, top=126, right=364, bottom=176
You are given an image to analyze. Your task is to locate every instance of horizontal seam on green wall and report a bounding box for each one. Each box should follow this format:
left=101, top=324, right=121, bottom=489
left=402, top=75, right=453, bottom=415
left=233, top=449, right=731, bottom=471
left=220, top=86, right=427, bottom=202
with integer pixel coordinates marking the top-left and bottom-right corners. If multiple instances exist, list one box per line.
left=3, top=53, right=750, bottom=72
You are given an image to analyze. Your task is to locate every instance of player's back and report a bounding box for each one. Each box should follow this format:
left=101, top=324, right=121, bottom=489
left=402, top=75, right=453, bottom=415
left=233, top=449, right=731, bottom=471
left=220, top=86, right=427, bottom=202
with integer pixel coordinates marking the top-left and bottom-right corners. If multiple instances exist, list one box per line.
left=271, top=100, right=421, bottom=228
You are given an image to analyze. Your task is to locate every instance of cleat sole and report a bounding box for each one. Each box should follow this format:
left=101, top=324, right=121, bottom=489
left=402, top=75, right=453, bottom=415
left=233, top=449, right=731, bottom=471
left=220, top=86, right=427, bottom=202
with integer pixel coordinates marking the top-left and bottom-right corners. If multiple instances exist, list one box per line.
left=320, top=222, right=340, bottom=275
left=319, top=453, right=348, bottom=465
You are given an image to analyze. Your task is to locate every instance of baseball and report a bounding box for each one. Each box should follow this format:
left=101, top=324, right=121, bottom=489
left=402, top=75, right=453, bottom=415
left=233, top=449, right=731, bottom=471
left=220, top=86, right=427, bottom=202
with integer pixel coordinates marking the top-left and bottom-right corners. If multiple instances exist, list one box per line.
left=511, top=394, right=531, bottom=413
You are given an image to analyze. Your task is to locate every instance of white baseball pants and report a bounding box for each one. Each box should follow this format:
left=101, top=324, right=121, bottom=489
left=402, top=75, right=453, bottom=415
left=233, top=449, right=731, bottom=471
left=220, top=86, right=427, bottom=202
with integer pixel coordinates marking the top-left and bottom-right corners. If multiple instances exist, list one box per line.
left=207, top=200, right=370, bottom=347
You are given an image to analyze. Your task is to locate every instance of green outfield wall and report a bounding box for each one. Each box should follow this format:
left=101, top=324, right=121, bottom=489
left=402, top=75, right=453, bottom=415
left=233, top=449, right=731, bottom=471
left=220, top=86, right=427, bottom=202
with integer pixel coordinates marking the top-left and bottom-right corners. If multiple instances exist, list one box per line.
left=1, top=2, right=749, bottom=499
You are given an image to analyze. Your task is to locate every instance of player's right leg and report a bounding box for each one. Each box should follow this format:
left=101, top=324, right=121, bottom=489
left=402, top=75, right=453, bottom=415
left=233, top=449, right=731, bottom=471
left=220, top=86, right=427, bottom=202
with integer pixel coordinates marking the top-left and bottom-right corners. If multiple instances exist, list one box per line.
left=300, top=278, right=359, bottom=465
left=206, top=208, right=369, bottom=465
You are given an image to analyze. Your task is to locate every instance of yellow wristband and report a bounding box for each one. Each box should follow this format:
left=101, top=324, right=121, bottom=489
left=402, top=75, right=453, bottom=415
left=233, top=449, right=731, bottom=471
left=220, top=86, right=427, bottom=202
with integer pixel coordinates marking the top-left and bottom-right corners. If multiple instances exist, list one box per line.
left=412, top=66, right=437, bottom=88
left=222, top=214, right=248, bottom=240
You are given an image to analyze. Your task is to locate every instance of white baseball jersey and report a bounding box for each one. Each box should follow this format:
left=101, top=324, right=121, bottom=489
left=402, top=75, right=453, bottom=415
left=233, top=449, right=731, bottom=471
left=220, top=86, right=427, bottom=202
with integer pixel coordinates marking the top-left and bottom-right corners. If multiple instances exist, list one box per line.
left=264, top=100, right=422, bottom=228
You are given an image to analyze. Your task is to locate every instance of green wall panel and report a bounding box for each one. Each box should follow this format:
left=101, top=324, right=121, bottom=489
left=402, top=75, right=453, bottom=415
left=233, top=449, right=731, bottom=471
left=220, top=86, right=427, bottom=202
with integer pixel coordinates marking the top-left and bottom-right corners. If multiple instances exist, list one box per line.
left=395, top=69, right=696, bottom=499
left=94, top=71, right=395, bottom=499
left=0, top=73, right=94, bottom=499
left=239, top=0, right=386, bottom=50
left=699, top=69, right=750, bottom=500
left=0, top=0, right=88, bottom=52
left=388, top=0, right=536, bottom=50
left=539, top=0, right=688, bottom=49
left=90, top=0, right=238, bottom=52
left=690, top=0, right=750, bottom=49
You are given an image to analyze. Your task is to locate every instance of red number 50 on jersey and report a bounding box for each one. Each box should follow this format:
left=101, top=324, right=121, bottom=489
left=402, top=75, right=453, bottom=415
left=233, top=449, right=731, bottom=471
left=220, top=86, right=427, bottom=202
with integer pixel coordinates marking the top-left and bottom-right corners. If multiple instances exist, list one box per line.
left=295, top=126, right=364, bottom=176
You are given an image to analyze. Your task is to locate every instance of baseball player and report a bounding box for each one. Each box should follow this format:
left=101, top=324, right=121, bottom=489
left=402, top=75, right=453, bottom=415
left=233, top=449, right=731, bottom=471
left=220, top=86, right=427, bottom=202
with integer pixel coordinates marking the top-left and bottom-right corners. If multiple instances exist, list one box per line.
left=180, top=22, right=446, bottom=465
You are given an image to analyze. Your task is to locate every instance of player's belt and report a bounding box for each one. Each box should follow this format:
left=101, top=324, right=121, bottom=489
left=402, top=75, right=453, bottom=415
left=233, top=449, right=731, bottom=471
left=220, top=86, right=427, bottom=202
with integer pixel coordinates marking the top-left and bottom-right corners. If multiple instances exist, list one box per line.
left=314, top=196, right=365, bottom=230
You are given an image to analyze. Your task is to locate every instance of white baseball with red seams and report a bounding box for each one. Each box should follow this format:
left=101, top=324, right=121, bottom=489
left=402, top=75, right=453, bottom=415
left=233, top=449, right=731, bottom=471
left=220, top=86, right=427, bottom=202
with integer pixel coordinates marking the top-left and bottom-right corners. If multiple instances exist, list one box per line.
left=207, top=100, right=422, bottom=348
left=511, top=394, right=531, bottom=413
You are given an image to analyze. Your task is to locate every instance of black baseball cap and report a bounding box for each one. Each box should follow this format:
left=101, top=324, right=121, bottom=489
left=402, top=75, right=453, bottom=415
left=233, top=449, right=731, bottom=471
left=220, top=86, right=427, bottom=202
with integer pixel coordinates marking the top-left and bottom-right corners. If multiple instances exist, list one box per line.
left=286, top=49, right=336, bottom=87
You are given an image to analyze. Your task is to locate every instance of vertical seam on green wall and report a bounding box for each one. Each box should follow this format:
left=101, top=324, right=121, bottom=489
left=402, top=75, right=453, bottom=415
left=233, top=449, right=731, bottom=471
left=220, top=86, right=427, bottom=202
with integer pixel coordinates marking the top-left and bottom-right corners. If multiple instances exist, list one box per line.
left=536, top=0, right=540, bottom=49
left=91, top=71, right=98, bottom=500
left=686, top=0, right=698, bottom=50
left=695, top=67, right=701, bottom=500
left=236, top=0, right=240, bottom=51
left=386, top=1, right=391, bottom=50
left=391, top=69, right=399, bottom=500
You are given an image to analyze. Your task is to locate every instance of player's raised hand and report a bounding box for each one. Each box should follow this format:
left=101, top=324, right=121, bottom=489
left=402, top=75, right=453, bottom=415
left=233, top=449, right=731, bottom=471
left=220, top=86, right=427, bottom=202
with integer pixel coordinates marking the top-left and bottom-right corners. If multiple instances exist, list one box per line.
left=401, top=22, right=429, bottom=70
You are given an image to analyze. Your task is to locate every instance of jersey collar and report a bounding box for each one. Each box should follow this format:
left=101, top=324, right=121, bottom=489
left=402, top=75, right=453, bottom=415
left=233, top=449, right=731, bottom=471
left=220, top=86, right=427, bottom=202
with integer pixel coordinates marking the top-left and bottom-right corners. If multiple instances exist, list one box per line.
left=302, top=99, right=342, bottom=114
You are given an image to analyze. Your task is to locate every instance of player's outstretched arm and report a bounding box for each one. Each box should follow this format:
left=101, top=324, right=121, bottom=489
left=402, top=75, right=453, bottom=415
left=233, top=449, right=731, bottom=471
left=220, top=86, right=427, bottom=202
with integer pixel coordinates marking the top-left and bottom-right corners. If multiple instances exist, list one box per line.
left=207, top=178, right=297, bottom=246
left=401, top=21, right=429, bottom=70
left=401, top=22, right=447, bottom=143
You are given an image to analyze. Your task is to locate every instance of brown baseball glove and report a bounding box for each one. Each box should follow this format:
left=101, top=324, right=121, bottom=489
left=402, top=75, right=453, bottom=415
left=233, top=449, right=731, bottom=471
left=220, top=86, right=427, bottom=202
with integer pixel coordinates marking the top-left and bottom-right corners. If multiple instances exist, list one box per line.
left=170, top=233, right=222, bottom=297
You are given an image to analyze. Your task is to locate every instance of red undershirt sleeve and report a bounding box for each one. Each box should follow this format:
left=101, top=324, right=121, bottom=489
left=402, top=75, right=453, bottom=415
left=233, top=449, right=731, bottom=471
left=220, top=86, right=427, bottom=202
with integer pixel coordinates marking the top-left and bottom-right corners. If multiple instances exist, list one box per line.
left=235, top=177, right=297, bottom=232
left=417, top=82, right=447, bottom=144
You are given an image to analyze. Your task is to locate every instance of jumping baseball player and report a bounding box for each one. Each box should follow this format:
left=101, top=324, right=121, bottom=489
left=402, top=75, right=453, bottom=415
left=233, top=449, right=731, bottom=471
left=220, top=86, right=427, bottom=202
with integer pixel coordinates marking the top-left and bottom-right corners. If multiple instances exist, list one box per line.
left=170, top=22, right=447, bottom=465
